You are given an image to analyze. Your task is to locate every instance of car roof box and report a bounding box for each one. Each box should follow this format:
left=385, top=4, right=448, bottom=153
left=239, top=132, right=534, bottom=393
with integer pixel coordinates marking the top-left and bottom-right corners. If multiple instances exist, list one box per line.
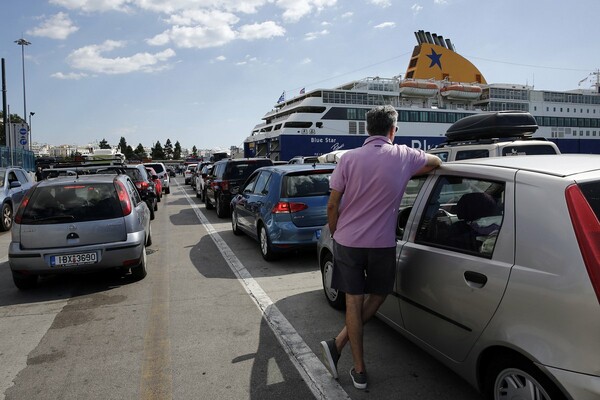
left=445, top=111, right=539, bottom=141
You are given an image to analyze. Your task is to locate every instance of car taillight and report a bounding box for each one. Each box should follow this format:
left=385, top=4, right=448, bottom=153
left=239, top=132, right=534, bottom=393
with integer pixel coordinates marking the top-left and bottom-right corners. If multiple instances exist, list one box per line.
left=272, top=202, right=308, bottom=213
left=115, top=181, right=132, bottom=216
left=566, top=184, right=600, bottom=304
left=14, top=191, right=32, bottom=224
left=221, top=180, right=230, bottom=191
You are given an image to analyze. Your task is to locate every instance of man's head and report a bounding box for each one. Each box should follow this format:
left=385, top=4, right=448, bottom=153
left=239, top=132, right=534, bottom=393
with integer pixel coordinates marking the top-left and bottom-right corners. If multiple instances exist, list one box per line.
left=366, top=105, right=398, bottom=137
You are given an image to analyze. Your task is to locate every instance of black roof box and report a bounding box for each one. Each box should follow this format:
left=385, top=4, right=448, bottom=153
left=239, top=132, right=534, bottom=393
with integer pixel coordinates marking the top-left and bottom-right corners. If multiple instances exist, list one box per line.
left=446, top=111, right=538, bottom=141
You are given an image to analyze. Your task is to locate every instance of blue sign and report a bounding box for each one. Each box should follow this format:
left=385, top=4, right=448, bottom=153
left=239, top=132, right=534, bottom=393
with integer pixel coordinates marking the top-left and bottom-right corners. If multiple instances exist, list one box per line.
left=19, top=128, right=27, bottom=135
left=20, top=138, right=28, bottom=145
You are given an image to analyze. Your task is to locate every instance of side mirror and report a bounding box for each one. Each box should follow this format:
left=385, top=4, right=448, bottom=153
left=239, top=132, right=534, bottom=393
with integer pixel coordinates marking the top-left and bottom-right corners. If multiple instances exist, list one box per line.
left=9, top=181, right=22, bottom=189
left=152, top=175, right=159, bottom=180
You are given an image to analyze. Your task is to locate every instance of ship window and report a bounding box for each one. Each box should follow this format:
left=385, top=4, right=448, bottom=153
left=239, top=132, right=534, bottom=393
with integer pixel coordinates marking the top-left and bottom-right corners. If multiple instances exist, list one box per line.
left=438, top=113, right=447, bottom=123
left=347, top=109, right=357, bottom=120
left=409, top=111, right=419, bottom=122
left=349, top=121, right=357, bottom=134
left=550, top=117, right=557, bottom=126
left=557, top=118, right=564, bottom=127
left=420, top=112, right=429, bottom=122
left=567, top=108, right=570, bottom=112
left=399, top=111, right=409, bottom=122
left=284, top=122, right=313, bottom=128
left=359, top=121, right=366, bottom=134
left=274, top=124, right=282, bottom=131
left=430, top=112, right=438, bottom=123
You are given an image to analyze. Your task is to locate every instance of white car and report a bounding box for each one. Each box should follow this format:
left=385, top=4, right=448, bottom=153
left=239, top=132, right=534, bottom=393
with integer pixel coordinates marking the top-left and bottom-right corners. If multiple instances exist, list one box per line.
left=144, top=162, right=170, bottom=194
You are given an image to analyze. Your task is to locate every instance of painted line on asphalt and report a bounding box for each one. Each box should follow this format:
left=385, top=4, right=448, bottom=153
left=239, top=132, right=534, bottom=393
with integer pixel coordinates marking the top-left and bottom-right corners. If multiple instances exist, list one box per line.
left=178, top=182, right=350, bottom=400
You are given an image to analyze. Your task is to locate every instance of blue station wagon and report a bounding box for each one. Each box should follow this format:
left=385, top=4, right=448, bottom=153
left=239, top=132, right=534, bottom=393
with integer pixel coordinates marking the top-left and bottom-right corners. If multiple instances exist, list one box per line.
left=231, top=164, right=334, bottom=260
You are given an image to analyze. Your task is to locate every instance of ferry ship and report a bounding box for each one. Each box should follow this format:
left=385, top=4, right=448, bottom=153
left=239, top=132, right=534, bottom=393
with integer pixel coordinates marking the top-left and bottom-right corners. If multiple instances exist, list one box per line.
left=244, top=30, right=600, bottom=160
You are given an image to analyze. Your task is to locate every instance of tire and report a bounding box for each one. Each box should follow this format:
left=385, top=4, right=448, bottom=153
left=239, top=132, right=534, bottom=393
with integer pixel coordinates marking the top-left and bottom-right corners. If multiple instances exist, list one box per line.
left=149, top=203, right=155, bottom=220
left=321, top=252, right=345, bottom=310
left=216, top=195, right=229, bottom=218
left=484, top=355, right=566, bottom=400
left=146, top=225, right=153, bottom=246
left=232, top=211, right=242, bottom=236
left=259, top=224, right=276, bottom=261
left=131, top=247, right=147, bottom=280
left=205, top=194, right=214, bottom=210
left=1, top=203, right=13, bottom=232
left=165, top=187, right=170, bottom=194
left=12, top=270, right=38, bottom=290
left=201, top=188, right=206, bottom=202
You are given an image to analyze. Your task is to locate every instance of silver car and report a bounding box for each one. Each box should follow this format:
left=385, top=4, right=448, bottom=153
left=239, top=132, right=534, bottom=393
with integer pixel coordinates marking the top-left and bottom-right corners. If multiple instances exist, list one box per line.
left=318, top=154, right=600, bottom=400
left=0, top=166, right=34, bottom=231
left=9, top=174, right=152, bottom=289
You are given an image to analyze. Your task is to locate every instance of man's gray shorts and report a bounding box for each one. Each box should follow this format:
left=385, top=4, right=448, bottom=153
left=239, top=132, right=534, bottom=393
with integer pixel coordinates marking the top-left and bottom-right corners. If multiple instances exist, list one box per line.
left=331, top=241, right=396, bottom=295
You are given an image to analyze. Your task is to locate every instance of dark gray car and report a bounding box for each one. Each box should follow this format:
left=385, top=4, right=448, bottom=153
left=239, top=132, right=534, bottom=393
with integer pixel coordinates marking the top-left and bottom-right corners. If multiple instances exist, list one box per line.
left=318, top=154, right=600, bottom=400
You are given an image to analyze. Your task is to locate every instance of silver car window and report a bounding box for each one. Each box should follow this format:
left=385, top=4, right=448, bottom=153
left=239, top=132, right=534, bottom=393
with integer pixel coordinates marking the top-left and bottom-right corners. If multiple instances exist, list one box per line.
left=15, top=170, right=29, bottom=183
left=416, top=176, right=505, bottom=258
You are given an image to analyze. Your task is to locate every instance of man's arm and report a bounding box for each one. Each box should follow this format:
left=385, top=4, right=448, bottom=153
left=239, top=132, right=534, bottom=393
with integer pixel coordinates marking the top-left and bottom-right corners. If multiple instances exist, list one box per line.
left=327, top=189, right=343, bottom=235
left=414, top=153, right=442, bottom=176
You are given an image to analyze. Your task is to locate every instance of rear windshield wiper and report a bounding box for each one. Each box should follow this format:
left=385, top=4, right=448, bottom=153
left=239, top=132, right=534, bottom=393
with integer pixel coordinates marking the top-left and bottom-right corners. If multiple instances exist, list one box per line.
left=30, top=215, right=76, bottom=223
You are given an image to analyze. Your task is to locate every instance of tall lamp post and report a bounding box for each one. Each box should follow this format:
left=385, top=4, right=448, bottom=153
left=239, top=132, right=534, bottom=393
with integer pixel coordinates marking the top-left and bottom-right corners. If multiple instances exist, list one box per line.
left=28, top=111, right=34, bottom=150
left=14, top=38, right=31, bottom=125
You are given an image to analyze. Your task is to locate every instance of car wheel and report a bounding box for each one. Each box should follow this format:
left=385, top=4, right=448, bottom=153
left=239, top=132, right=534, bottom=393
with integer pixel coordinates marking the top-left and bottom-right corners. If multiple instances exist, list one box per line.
left=149, top=203, right=155, bottom=220
left=165, top=187, right=170, bottom=194
left=205, top=194, right=214, bottom=210
left=321, top=252, right=345, bottom=310
left=146, top=225, right=153, bottom=247
left=232, top=211, right=242, bottom=236
left=131, top=247, right=147, bottom=281
left=484, top=355, right=565, bottom=400
left=216, top=195, right=229, bottom=218
left=201, top=189, right=206, bottom=202
left=1, top=203, right=13, bottom=231
left=12, top=270, right=38, bottom=290
left=259, top=224, right=276, bottom=261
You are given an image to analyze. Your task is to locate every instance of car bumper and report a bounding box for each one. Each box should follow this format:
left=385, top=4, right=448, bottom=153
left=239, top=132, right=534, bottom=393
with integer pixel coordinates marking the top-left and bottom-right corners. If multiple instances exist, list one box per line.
left=543, top=365, right=600, bottom=400
left=268, top=221, right=324, bottom=249
left=8, top=232, right=146, bottom=274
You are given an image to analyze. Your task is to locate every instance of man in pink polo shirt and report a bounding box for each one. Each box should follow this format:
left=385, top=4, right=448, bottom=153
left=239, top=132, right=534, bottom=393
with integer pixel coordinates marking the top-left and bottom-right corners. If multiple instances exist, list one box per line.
left=320, top=105, right=441, bottom=389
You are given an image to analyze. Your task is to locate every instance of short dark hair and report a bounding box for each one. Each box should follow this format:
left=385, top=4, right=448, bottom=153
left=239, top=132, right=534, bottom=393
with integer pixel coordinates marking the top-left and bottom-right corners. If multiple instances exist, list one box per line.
left=366, top=105, right=398, bottom=136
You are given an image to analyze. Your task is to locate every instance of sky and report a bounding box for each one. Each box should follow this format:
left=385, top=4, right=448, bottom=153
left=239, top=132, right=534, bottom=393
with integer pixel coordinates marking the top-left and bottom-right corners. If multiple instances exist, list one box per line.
left=1, top=0, right=600, bottom=153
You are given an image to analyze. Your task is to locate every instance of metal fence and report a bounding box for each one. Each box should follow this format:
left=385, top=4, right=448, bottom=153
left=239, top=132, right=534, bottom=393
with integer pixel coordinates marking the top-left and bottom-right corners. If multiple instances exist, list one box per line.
left=0, top=147, right=35, bottom=171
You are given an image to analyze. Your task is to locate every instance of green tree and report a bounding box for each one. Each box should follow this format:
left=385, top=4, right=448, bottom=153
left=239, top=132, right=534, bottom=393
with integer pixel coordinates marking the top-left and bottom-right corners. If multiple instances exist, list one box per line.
left=192, top=145, right=198, bottom=157
left=99, top=138, right=111, bottom=149
left=118, top=137, right=127, bottom=154
left=173, top=141, right=182, bottom=160
left=151, top=141, right=165, bottom=159
left=164, top=138, right=173, bottom=160
left=0, top=112, right=25, bottom=146
left=134, top=143, right=147, bottom=159
left=124, top=144, right=135, bottom=160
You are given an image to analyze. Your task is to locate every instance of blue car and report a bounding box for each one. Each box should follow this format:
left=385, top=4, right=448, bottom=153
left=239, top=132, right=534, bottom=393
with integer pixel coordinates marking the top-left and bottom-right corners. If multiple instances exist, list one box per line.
left=230, top=164, right=334, bottom=260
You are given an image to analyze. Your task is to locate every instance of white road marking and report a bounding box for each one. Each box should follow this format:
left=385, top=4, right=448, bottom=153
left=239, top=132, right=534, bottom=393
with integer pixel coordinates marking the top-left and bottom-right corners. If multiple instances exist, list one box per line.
left=179, top=183, right=350, bottom=400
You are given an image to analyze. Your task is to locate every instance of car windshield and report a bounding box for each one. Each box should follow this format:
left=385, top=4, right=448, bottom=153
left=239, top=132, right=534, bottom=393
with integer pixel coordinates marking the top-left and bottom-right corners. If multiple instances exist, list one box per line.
left=147, top=164, right=164, bottom=173
left=124, top=169, right=144, bottom=181
left=283, top=171, right=332, bottom=197
left=226, top=161, right=270, bottom=181
left=20, top=183, right=122, bottom=224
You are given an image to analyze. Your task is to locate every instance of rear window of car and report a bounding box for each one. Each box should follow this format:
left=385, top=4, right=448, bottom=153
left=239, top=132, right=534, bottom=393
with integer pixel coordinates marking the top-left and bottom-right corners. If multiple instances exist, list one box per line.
left=124, top=168, right=145, bottom=181
left=20, top=183, right=122, bottom=224
left=146, top=164, right=164, bottom=173
left=225, top=161, right=272, bottom=181
left=579, top=181, right=600, bottom=220
left=455, top=149, right=490, bottom=160
left=283, top=171, right=332, bottom=197
left=501, top=144, right=558, bottom=156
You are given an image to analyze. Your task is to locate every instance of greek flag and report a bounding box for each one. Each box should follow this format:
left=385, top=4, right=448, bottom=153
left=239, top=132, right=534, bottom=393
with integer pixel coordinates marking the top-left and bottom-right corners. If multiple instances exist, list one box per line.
left=277, top=91, right=285, bottom=103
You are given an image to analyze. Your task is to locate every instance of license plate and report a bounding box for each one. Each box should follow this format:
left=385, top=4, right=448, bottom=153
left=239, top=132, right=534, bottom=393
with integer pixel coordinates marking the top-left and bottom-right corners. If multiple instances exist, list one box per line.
left=51, top=252, right=98, bottom=267
left=315, top=229, right=321, bottom=239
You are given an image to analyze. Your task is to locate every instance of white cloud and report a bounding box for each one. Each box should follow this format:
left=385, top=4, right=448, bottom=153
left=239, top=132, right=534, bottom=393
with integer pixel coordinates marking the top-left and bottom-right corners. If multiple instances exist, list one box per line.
left=275, top=0, right=338, bottom=22
left=301, top=58, right=311, bottom=64
left=67, top=40, right=176, bottom=74
left=51, top=71, right=89, bottom=80
left=411, top=3, right=423, bottom=14
left=434, top=0, right=447, bottom=3
left=215, top=55, right=226, bottom=61
left=304, top=29, right=329, bottom=41
left=374, top=22, right=395, bottom=29
left=27, top=12, right=79, bottom=39
left=164, top=9, right=239, bottom=27
left=369, top=0, right=391, bottom=7
left=148, top=25, right=237, bottom=49
left=49, top=0, right=133, bottom=12
left=341, top=11, right=353, bottom=18
left=239, top=21, right=285, bottom=40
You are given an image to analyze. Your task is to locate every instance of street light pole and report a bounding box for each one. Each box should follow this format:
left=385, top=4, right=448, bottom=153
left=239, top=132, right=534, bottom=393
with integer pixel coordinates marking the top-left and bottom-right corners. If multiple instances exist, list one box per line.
left=29, top=111, right=34, bottom=151
left=14, top=38, right=31, bottom=124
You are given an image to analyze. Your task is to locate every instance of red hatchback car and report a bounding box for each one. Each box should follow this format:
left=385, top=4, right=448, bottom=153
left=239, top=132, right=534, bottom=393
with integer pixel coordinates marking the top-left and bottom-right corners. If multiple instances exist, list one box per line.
left=146, top=167, right=162, bottom=202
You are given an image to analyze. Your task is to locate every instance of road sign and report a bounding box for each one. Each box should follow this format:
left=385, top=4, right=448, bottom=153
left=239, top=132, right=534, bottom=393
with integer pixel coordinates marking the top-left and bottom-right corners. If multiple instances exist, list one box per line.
left=20, top=138, right=28, bottom=145
left=19, top=128, right=27, bottom=135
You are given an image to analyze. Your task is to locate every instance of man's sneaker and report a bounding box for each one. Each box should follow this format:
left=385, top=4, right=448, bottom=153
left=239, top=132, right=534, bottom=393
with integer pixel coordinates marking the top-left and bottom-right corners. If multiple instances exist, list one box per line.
left=349, top=368, right=368, bottom=390
left=320, top=338, right=340, bottom=379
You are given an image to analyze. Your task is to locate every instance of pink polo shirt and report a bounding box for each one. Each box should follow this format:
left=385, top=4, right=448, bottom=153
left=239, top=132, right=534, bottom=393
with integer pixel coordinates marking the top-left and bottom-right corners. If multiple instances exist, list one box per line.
left=330, top=136, right=427, bottom=248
